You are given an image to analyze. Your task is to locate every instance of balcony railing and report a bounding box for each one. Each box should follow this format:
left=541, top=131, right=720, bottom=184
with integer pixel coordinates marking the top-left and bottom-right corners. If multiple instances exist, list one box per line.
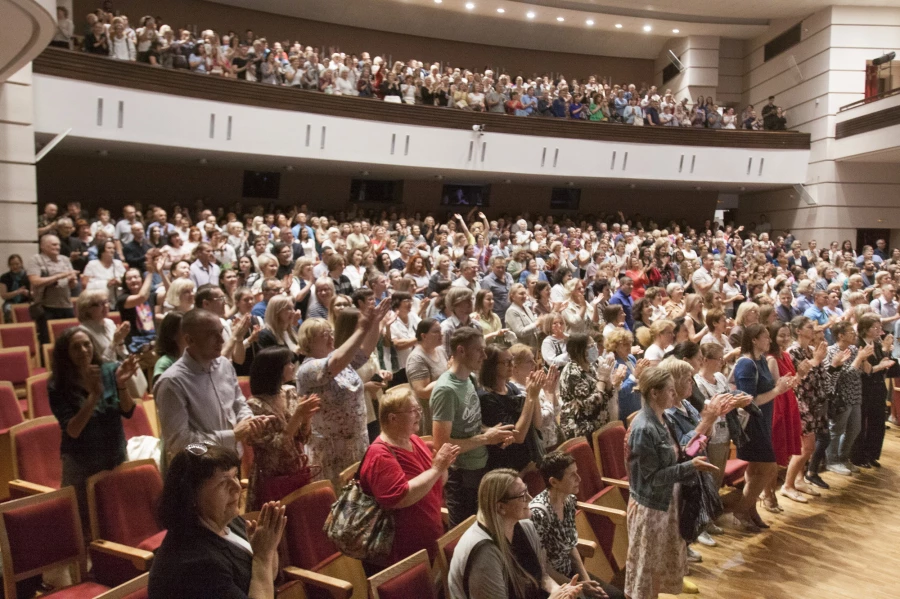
left=33, top=47, right=810, bottom=151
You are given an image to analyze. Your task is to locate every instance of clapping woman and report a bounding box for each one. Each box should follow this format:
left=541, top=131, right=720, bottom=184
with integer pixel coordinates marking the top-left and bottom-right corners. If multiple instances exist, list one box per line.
left=49, top=327, right=139, bottom=525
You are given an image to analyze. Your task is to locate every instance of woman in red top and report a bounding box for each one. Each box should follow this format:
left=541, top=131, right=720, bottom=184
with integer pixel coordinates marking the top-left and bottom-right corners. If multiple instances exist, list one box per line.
left=764, top=321, right=803, bottom=508
left=359, top=387, right=460, bottom=568
left=624, top=257, right=652, bottom=301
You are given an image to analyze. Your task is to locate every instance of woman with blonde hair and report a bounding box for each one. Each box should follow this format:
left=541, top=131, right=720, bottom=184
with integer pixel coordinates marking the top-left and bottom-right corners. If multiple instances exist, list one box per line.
left=728, top=301, right=760, bottom=347
left=295, top=298, right=391, bottom=485
left=605, top=328, right=648, bottom=422
left=77, top=288, right=130, bottom=362
left=541, top=312, right=569, bottom=367
left=448, top=468, right=583, bottom=599
left=258, top=295, right=301, bottom=355
left=252, top=254, right=279, bottom=294
left=625, top=367, right=719, bottom=599
left=160, top=278, right=195, bottom=323
left=562, top=278, right=600, bottom=336
left=639, top=319, right=676, bottom=366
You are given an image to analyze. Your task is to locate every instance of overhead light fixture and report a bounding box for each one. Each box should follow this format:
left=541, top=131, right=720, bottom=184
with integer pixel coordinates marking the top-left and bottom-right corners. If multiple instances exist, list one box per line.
left=434, top=0, right=441, bottom=3
left=672, top=28, right=679, bottom=33
left=526, top=11, right=535, bottom=18
left=98, top=150, right=109, bottom=157
left=557, top=16, right=564, bottom=22
left=643, top=25, right=652, bottom=32
left=586, top=19, right=594, bottom=26
left=285, top=165, right=294, bottom=171
left=497, top=8, right=504, bottom=13
left=198, top=158, right=208, bottom=165
left=360, top=170, right=370, bottom=176
left=465, top=2, right=474, bottom=9
left=615, top=23, right=622, bottom=28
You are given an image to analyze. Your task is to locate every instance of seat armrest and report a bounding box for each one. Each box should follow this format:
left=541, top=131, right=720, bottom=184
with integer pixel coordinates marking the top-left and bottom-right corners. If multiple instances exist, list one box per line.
left=576, top=539, right=597, bottom=559
left=89, top=539, right=155, bottom=571
left=8, top=480, right=55, bottom=497
left=283, top=566, right=354, bottom=599
left=440, top=506, right=449, bottom=527
left=577, top=502, right=627, bottom=526
left=601, top=477, right=630, bottom=490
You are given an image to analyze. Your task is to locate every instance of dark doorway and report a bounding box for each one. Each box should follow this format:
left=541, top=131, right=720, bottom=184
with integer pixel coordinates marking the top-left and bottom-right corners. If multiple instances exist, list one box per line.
left=856, top=228, right=890, bottom=254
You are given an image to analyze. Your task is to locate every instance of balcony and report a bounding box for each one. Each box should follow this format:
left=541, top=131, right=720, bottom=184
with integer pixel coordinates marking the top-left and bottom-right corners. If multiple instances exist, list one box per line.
left=31, top=48, right=810, bottom=188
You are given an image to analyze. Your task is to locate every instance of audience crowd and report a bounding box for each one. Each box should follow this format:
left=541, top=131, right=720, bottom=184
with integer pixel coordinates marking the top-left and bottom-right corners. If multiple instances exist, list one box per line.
left=5, top=193, right=898, bottom=599
left=55, top=6, right=789, bottom=131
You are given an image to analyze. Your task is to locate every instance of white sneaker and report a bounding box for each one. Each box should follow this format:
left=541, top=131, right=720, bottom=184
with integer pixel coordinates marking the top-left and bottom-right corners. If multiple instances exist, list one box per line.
left=686, top=546, right=703, bottom=562
left=826, top=463, right=852, bottom=476
left=696, top=532, right=717, bottom=547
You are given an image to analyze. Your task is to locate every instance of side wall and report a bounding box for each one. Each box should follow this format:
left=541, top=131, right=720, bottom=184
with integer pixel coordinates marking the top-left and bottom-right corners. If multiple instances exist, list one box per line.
left=737, top=6, right=900, bottom=244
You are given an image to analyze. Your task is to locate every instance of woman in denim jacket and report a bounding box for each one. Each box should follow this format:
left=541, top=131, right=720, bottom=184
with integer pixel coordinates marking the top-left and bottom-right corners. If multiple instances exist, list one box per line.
left=624, top=367, right=719, bottom=599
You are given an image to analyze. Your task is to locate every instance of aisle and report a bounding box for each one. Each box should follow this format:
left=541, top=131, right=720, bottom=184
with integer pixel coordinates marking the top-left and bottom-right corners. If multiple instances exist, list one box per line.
left=679, top=421, right=900, bottom=599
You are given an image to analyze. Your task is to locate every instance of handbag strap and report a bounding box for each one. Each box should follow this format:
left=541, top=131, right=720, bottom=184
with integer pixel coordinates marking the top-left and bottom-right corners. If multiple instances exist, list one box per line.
left=354, top=439, right=399, bottom=481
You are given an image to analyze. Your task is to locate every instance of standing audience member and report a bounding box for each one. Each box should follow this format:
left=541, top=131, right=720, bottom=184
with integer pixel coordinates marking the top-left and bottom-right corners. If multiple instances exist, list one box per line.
left=155, top=309, right=273, bottom=461
left=27, top=234, right=79, bottom=343
left=359, top=387, right=460, bottom=568
left=432, top=327, right=515, bottom=527
left=852, top=314, right=896, bottom=469
left=294, top=300, right=390, bottom=487
left=405, top=318, right=447, bottom=435
left=559, top=335, right=620, bottom=440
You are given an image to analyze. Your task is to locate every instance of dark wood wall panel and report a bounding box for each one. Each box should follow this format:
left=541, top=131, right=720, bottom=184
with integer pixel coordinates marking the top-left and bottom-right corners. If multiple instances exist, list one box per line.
left=835, top=105, right=900, bottom=139
left=33, top=48, right=810, bottom=150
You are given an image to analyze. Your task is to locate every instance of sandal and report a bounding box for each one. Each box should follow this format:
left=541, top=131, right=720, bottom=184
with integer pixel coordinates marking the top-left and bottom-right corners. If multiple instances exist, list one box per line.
left=760, top=495, right=783, bottom=513
left=779, top=486, right=808, bottom=503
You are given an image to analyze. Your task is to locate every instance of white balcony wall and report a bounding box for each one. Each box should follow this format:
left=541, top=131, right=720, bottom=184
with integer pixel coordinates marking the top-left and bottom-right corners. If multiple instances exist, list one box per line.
left=31, top=74, right=810, bottom=187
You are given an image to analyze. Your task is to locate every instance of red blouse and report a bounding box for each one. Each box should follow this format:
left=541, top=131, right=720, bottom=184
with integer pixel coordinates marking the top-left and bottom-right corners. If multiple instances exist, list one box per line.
left=359, top=435, right=444, bottom=563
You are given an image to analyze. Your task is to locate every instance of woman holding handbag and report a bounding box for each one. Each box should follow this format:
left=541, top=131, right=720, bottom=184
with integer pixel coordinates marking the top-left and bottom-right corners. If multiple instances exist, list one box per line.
left=359, top=387, right=459, bottom=571
left=246, top=346, right=321, bottom=510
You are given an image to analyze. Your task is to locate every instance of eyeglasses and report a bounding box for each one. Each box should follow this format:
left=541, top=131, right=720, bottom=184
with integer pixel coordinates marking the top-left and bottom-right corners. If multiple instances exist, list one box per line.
left=397, top=406, right=423, bottom=415
left=500, top=489, right=531, bottom=503
left=185, top=443, right=209, bottom=456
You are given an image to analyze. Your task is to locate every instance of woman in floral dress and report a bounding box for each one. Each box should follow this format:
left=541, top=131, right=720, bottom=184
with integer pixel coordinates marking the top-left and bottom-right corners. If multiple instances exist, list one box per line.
left=558, top=334, right=621, bottom=440
left=787, top=316, right=831, bottom=493
left=246, top=346, right=320, bottom=510
left=295, top=300, right=390, bottom=486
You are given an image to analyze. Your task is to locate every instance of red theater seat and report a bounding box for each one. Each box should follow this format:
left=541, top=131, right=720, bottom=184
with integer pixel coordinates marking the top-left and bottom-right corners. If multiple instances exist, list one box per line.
left=368, top=549, right=436, bottom=599
left=8, top=416, right=61, bottom=498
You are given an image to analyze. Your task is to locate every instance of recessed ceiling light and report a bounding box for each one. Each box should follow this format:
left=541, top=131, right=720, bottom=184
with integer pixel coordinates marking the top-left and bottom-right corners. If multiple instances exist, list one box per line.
left=557, top=16, right=565, bottom=22
left=433, top=0, right=441, bottom=3
left=586, top=19, right=594, bottom=26
left=496, top=7, right=504, bottom=13
left=672, top=28, right=680, bottom=33
left=526, top=11, right=535, bottom=19
left=643, top=24, right=652, bottom=32
left=615, top=23, right=622, bottom=28
left=465, top=2, right=474, bottom=9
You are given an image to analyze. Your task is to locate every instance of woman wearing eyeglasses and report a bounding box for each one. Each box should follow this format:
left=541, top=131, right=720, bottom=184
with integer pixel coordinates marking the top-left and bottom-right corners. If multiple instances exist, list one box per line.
left=448, top=468, right=584, bottom=599
left=359, top=387, right=459, bottom=569
left=149, top=444, right=286, bottom=599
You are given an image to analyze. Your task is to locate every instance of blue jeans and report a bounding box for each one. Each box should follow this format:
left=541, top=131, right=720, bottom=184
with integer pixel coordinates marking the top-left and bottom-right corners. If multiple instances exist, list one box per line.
left=826, top=405, right=861, bottom=465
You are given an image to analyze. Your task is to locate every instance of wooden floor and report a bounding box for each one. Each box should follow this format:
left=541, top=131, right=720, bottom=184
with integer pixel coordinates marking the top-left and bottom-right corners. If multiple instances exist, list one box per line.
left=681, top=421, right=900, bottom=599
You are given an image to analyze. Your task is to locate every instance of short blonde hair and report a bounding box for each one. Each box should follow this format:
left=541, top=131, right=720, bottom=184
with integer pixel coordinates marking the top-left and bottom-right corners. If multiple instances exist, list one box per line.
left=297, top=317, right=332, bottom=355
left=76, top=289, right=109, bottom=322
left=658, top=355, right=693, bottom=381
left=378, top=386, right=416, bottom=425
left=166, top=279, right=195, bottom=308
left=603, top=328, right=634, bottom=351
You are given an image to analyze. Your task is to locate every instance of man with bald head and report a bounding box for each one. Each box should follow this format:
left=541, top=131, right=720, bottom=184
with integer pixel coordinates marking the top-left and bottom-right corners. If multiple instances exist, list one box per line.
left=27, top=234, right=78, bottom=343
left=154, top=308, right=273, bottom=463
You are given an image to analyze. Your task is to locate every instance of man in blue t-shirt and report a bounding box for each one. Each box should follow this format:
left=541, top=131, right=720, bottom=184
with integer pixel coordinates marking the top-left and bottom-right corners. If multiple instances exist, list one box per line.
left=610, top=277, right=635, bottom=331
left=804, top=290, right=836, bottom=344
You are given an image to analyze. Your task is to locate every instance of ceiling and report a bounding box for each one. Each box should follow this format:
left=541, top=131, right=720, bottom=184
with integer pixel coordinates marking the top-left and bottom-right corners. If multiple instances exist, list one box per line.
left=0, top=0, right=55, bottom=83
left=205, top=0, right=879, bottom=59
left=837, top=146, right=900, bottom=163
left=35, top=133, right=787, bottom=193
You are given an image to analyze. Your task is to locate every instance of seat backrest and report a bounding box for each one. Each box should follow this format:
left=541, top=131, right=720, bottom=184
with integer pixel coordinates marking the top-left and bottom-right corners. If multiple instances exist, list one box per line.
left=369, top=550, right=436, bottom=599
left=48, top=318, right=79, bottom=345
left=237, top=377, right=251, bottom=399
left=11, top=417, right=62, bottom=488
left=434, top=514, right=476, bottom=599
left=0, top=382, right=24, bottom=431
left=122, top=403, right=156, bottom=440
left=558, top=437, right=603, bottom=502
left=10, top=305, right=32, bottom=324
left=88, top=460, right=163, bottom=546
left=27, top=373, right=52, bottom=419
left=0, top=324, right=38, bottom=363
left=594, top=423, right=629, bottom=481
left=0, top=487, right=84, bottom=592
left=281, top=480, right=339, bottom=570
left=520, top=462, right=547, bottom=498
left=108, top=312, right=122, bottom=325
left=0, top=347, right=32, bottom=386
